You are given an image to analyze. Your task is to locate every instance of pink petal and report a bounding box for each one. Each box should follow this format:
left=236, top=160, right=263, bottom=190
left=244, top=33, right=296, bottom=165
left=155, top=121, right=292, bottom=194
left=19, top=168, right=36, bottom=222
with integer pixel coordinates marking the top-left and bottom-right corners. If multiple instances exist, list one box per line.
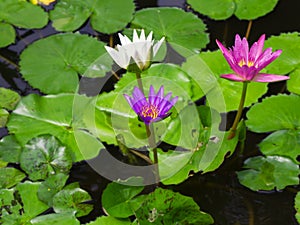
left=249, top=34, right=265, bottom=62
left=252, top=73, right=289, bottom=82
left=220, top=74, right=246, bottom=82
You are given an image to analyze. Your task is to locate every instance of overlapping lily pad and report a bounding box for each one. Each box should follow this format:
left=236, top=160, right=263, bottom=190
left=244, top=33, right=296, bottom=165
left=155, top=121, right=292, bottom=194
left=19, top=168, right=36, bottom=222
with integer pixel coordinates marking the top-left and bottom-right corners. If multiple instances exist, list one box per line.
left=0, top=0, right=48, bottom=47
left=86, top=216, right=131, bottom=225
left=20, top=33, right=109, bottom=94
left=182, top=52, right=268, bottom=112
left=188, top=0, right=279, bottom=20
left=31, top=213, right=80, bottom=225
left=0, top=167, right=25, bottom=188
left=50, top=0, right=135, bottom=34
left=0, top=135, right=22, bottom=163
left=7, top=93, right=105, bottom=162
left=131, top=7, right=209, bottom=56
left=237, top=156, right=299, bottom=191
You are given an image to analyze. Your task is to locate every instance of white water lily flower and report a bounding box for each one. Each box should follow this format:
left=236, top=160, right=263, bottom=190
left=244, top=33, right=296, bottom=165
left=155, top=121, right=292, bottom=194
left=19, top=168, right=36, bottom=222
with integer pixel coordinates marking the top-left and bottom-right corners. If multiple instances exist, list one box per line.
left=105, top=29, right=165, bottom=71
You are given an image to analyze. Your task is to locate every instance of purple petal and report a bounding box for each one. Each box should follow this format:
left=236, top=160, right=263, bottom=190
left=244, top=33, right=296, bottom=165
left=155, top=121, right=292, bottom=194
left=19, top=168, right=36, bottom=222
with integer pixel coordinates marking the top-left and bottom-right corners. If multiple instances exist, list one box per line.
left=252, top=73, right=289, bottom=82
left=132, top=86, right=146, bottom=102
left=249, top=34, right=265, bottom=62
left=123, top=94, right=134, bottom=108
left=221, top=74, right=246, bottom=82
left=257, top=49, right=282, bottom=70
left=216, top=40, right=235, bottom=67
left=148, top=85, right=156, bottom=105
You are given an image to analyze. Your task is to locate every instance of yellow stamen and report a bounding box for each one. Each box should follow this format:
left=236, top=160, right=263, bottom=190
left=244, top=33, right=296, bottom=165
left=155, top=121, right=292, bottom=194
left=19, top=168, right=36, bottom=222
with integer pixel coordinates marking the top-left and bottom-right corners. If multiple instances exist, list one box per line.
left=238, top=59, right=254, bottom=67
left=141, top=105, right=159, bottom=119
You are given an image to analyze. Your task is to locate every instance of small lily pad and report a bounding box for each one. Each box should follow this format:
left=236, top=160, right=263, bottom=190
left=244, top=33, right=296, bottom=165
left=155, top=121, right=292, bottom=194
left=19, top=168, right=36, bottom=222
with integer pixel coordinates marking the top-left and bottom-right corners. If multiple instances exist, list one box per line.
left=0, top=167, right=25, bottom=188
left=0, top=109, right=9, bottom=127
left=0, top=87, right=20, bottom=110
left=0, top=23, right=15, bottom=47
left=31, top=213, right=80, bottom=225
left=295, top=192, right=300, bottom=223
left=0, top=135, right=22, bottom=163
left=237, top=156, right=300, bottom=191
left=20, top=135, right=73, bottom=181
left=85, top=216, right=131, bottom=225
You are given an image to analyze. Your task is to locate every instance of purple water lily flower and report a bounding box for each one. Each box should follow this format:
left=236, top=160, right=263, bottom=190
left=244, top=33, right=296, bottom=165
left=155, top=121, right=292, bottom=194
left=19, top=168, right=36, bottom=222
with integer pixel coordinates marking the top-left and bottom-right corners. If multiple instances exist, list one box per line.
left=124, top=85, right=178, bottom=124
left=216, top=34, right=289, bottom=82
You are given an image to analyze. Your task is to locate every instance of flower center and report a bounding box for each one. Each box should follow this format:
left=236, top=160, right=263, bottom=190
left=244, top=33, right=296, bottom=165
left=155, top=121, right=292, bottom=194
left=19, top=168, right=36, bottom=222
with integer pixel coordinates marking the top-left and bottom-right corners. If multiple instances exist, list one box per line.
left=141, top=104, right=159, bottom=119
left=238, top=59, right=254, bottom=67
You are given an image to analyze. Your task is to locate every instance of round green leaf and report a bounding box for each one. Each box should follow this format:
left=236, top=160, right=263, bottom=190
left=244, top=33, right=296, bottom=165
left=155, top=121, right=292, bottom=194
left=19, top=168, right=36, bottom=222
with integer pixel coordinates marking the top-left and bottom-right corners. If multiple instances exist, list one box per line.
left=50, top=0, right=135, bottom=34
left=287, top=68, right=300, bottom=95
left=90, top=0, right=135, bottom=34
left=264, top=32, right=300, bottom=75
left=20, top=135, right=73, bottom=181
left=0, top=189, right=23, bottom=222
left=182, top=52, right=268, bottom=112
left=246, top=94, right=300, bottom=132
left=20, top=33, right=108, bottom=94
left=0, top=23, right=15, bottom=47
left=235, top=0, right=279, bottom=20
left=38, top=173, right=69, bottom=206
left=0, top=87, right=20, bottom=110
left=102, top=177, right=145, bottom=218
left=0, top=135, right=22, bottom=163
left=0, top=168, right=25, bottom=188
left=16, top=181, right=49, bottom=218
left=135, top=188, right=213, bottom=225
left=85, top=216, right=131, bottom=225
left=52, top=187, right=93, bottom=217
left=237, top=156, right=299, bottom=191
left=0, top=109, right=9, bottom=127
left=0, top=0, right=48, bottom=29
left=7, top=93, right=104, bottom=162
left=131, top=7, right=209, bottom=55
left=31, top=213, right=80, bottom=225
left=187, top=0, right=235, bottom=20
left=259, top=130, right=300, bottom=164
left=295, top=192, right=300, bottom=223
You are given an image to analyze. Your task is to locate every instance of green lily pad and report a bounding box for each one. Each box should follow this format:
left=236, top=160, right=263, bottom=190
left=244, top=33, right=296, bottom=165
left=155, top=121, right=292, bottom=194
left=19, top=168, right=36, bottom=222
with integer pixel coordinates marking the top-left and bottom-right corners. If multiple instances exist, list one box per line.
left=182, top=53, right=268, bottom=112
left=38, top=173, right=69, bottom=206
left=131, top=7, right=209, bottom=56
left=50, top=0, right=135, bottom=34
left=0, top=188, right=23, bottom=221
left=237, top=156, right=299, bottom=191
left=0, top=167, right=25, bottom=188
left=0, top=109, right=9, bottom=127
left=52, top=187, right=93, bottom=217
left=31, top=213, right=80, bottom=225
left=102, top=177, right=145, bottom=218
left=135, top=188, right=213, bottom=225
left=20, top=33, right=109, bottom=94
left=7, top=93, right=105, bottom=162
left=187, top=0, right=278, bottom=20
left=0, top=23, right=15, bottom=47
left=0, top=87, right=20, bottom=110
left=264, top=32, right=300, bottom=75
left=287, top=68, right=300, bottom=95
left=295, top=192, right=300, bottom=223
left=187, top=0, right=235, bottom=20
left=259, top=130, right=300, bottom=164
left=234, top=0, right=279, bottom=20
left=85, top=216, right=131, bottom=225
left=246, top=94, right=300, bottom=132
left=0, top=135, right=22, bottom=163
left=20, top=135, right=73, bottom=181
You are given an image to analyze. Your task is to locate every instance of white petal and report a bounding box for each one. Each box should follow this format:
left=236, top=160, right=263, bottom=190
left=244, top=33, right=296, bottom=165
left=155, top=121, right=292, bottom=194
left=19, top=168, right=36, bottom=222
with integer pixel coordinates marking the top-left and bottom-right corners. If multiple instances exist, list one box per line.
left=118, top=33, right=132, bottom=46
left=133, top=29, right=139, bottom=42
left=105, top=46, right=129, bottom=69
left=140, top=29, right=146, bottom=42
left=153, top=37, right=165, bottom=56
left=146, top=31, right=153, bottom=42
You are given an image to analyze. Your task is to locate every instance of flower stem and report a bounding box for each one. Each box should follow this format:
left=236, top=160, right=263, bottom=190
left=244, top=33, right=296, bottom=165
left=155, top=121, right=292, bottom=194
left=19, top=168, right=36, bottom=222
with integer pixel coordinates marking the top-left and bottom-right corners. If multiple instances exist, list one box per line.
left=135, top=72, right=144, bottom=94
left=245, top=20, right=253, bottom=40
left=228, top=82, right=248, bottom=140
left=146, top=123, right=160, bottom=186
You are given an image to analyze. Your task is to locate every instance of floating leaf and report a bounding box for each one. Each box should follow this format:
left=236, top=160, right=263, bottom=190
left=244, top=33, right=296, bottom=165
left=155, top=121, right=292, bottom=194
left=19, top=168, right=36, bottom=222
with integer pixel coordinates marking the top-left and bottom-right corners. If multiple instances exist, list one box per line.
left=234, top=0, right=279, bottom=20
left=7, top=93, right=105, bottom=162
left=131, top=7, right=209, bottom=56
left=237, top=156, right=299, bottom=191
left=52, top=187, right=93, bottom=217
left=259, top=130, right=300, bottom=164
left=135, top=188, right=213, bottom=225
left=0, top=189, right=23, bottom=223
left=102, top=177, right=145, bottom=218
left=85, top=216, right=131, bottom=225
left=0, top=135, right=22, bottom=163
left=0, top=109, right=9, bottom=127
left=0, top=23, right=15, bottom=47
left=246, top=94, right=300, bottom=132
left=20, top=136, right=73, bottom=181
left=31, top=213, right=80, bottom=225
left=287, top=68, right=300, bottom=95
left=187, top=0, right=235, bottom=20
left=0, top=87, right=20, bottom=110
left=50, top=0, right=134, bottom=34
left=38, top=173, right=69, bottom=206
left=264, top=32, right=300, bottom=75
left=295, top=192, right=300, bottom=223
left=0, top=168, right=25, bottom=188
left=20, top=33, right=109, bottom=94
left=182, top=53, right=267, bottom=112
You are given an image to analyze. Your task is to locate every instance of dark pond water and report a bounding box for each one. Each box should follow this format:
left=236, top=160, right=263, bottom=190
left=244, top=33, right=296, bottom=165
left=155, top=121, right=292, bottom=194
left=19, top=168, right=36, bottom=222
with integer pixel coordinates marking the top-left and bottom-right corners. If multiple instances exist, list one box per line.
left=0, top=0, right=300, bottom=224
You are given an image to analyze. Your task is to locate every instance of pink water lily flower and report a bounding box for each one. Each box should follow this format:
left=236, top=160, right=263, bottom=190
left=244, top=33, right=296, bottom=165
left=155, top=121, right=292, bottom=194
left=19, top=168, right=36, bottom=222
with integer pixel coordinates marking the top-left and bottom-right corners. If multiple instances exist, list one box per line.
left=216, top=34, right=289, bottom=82
left=124, top=86, right=178, bottom=124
